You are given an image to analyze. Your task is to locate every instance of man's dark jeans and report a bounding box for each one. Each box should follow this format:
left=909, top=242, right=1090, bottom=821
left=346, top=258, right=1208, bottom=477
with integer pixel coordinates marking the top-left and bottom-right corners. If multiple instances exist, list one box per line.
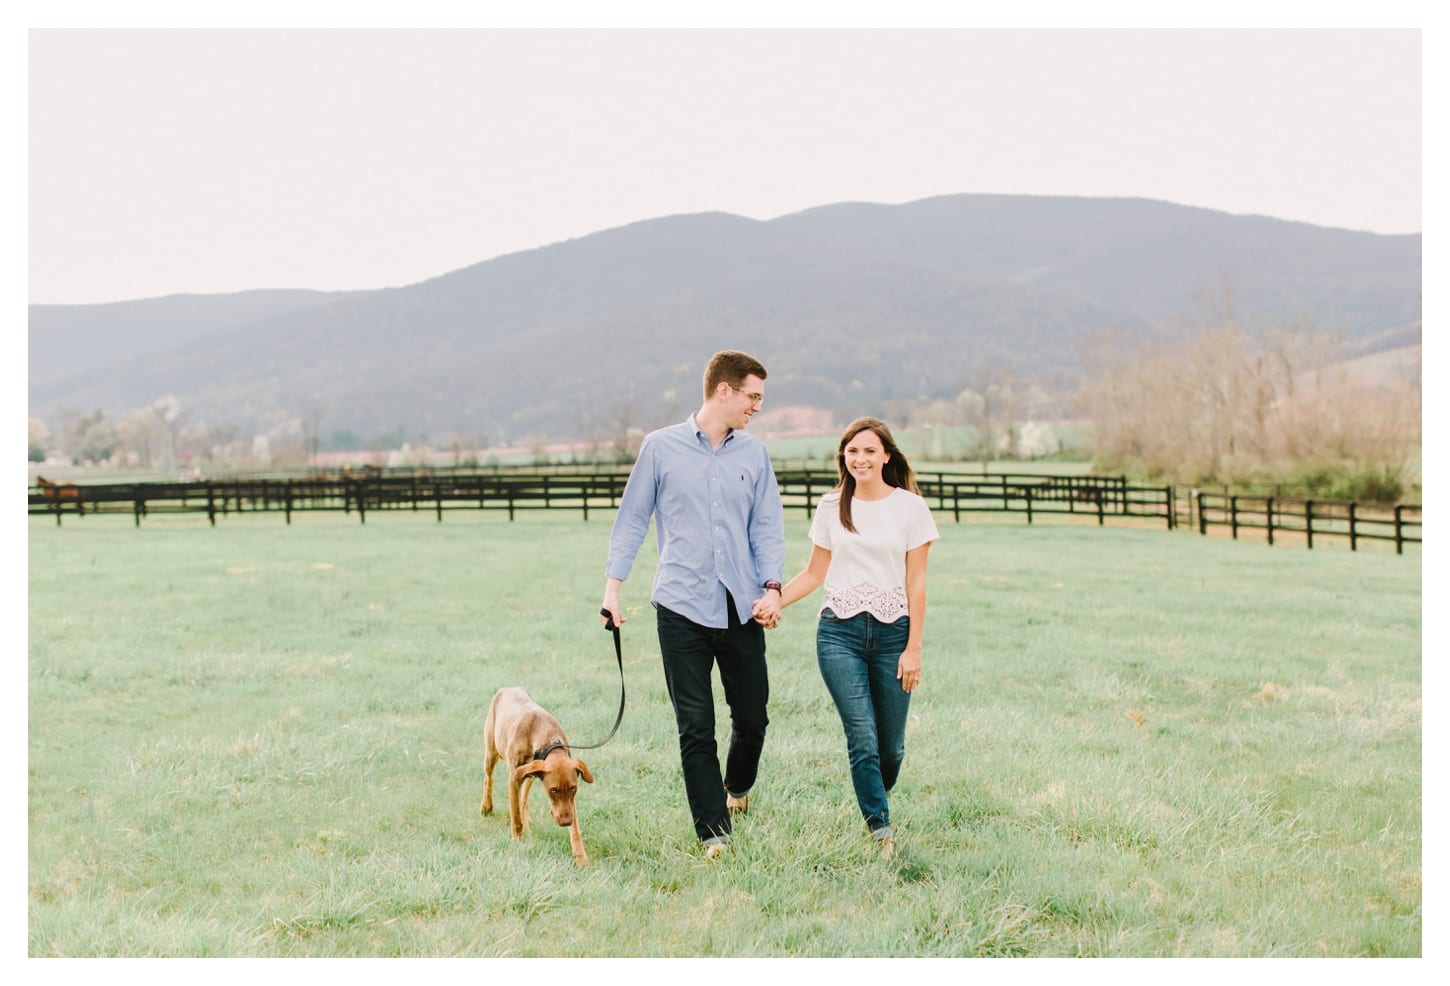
left=655, top=602, right=769, bottom=843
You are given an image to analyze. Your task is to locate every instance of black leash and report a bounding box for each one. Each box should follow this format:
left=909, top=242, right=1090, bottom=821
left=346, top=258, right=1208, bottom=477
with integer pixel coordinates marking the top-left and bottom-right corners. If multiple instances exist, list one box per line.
left=533, top=609, right=626, bottom=760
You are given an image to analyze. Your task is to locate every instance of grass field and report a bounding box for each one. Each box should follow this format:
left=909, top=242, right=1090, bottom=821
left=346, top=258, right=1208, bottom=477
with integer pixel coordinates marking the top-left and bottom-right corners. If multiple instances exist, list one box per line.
left=27, top=509, right=1421, bottom=957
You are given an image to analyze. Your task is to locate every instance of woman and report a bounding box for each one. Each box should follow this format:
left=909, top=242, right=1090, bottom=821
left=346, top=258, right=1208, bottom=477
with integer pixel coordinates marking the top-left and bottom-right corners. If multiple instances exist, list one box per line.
left=757, top=417, right=939, bottom=857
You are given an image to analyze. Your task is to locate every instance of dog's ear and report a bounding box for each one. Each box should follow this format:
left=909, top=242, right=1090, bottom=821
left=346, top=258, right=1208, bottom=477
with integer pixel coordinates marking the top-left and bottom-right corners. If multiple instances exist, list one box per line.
left=513, top=760, right=547, bottom=782
left=574, top=759, right=594, bottom=784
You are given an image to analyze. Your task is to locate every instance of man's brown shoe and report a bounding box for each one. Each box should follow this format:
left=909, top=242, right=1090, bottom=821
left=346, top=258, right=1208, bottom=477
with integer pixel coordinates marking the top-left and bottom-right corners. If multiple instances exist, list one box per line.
left=726, top=793, right=749, bottom=816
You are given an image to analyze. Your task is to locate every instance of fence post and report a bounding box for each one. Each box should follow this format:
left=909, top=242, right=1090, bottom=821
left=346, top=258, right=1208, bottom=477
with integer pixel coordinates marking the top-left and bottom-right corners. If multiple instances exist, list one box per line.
left=1025, top=486, right=1034, bottom=525
left=953, top=483, right=960, bottom=524
left=1230, top=496, right=1239, bottom=539
left=206, top=483, right=216, bottom=526
left=1304, top=500, right=1313, bottom=549
left=1394, top=505, right=1404, bottom=555
left=1349, top=502, right=1358, bottom=552
left=1000, top=475, right=1009, bottom=512
left=1096, top=487, right=1105, bottom=526
left=1266, top=497, right=1275, bottom=546
left=1196, top=490, right=1206, bottom=535
left=1165, top=486, right=1174, bottom=530
left=285, top=480, right=293, bottom=525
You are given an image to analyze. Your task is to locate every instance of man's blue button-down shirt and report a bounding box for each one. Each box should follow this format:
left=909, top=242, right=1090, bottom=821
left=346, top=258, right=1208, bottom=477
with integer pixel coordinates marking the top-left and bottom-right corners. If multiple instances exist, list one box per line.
left=606, top=414, right=785, bottom=628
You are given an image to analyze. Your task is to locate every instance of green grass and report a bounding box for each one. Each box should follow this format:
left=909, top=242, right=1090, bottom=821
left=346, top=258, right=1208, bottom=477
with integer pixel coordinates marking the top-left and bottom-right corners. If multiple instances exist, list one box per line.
left=27, top=510, right=1421, bottom=956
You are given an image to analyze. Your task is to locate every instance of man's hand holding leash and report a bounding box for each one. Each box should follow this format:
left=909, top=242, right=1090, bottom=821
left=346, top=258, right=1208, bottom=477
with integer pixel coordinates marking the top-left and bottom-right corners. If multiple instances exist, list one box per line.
left=601, top=577, right=626, bottom=631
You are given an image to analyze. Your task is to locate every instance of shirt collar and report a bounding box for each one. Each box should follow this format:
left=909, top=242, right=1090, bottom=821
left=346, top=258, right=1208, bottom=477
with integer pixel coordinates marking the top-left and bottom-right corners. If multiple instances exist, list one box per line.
left=688, top=412, right=735, bottom=446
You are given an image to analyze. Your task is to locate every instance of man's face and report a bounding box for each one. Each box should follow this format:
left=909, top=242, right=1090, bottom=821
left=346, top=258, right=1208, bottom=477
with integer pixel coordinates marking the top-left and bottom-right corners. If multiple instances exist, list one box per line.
left=725, top=374, right=765, bottom=430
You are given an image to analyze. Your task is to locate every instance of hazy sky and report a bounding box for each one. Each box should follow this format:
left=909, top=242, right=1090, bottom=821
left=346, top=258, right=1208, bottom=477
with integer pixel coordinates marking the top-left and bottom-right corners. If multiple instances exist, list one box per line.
left=26, top=23, right=1424, bottom=306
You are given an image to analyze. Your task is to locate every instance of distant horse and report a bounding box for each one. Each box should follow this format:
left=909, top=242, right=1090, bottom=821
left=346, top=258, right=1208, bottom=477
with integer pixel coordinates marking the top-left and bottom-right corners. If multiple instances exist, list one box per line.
left=36, top=476, right=84, bottom=516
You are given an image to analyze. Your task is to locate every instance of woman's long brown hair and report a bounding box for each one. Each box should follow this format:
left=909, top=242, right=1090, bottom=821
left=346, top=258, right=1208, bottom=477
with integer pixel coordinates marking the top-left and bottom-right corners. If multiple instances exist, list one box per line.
left=834, top=416, right=919, bottom=534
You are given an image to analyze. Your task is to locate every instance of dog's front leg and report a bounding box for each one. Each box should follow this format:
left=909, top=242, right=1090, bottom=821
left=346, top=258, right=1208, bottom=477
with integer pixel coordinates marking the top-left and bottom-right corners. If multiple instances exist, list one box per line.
left=568, top=819, right=588, bottom=867
left=481, top=750, right=498, bottom=816
left=508, top=776, right=527, bottom=838
left=517, top=775, right=533, bottom=834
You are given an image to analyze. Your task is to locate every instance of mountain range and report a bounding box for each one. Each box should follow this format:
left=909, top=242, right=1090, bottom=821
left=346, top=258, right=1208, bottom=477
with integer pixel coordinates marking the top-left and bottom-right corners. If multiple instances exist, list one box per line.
left=28, top=194, right=1422, bottom=447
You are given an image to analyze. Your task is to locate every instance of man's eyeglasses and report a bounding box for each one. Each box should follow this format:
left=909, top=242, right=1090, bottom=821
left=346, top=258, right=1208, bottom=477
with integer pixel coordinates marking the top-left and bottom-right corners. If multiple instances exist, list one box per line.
left=730, top=385, right=765, bottom=406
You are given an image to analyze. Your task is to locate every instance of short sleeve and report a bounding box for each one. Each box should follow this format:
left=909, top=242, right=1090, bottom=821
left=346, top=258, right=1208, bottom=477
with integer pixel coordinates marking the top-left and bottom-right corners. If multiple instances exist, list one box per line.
left=809, top=499, right=834, bottom=550
left=907, top=495, right=940, bottom=550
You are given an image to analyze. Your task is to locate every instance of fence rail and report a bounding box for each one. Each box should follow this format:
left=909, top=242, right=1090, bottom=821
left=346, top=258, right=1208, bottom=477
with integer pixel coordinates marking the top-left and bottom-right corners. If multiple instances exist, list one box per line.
left=29, top=468, right=1419, bottom=554
left=1190, top=491, right=1421, bottom=555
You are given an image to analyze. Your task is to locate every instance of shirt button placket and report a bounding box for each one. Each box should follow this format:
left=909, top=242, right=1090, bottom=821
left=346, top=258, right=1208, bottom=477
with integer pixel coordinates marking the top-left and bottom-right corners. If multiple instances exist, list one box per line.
left=710, top=465, right=725, bottom=578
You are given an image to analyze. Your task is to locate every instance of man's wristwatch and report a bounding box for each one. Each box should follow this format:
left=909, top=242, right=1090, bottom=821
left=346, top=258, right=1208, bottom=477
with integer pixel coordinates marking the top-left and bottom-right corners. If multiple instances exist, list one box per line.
left=763, top=581, right=782, bottom=594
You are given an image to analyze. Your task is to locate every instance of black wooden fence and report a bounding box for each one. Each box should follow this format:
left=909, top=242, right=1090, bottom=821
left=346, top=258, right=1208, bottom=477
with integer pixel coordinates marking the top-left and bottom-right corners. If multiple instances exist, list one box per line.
left=1188, top=491, right=1421, bottom=555
left=29, top=468, right=1420, bottom=554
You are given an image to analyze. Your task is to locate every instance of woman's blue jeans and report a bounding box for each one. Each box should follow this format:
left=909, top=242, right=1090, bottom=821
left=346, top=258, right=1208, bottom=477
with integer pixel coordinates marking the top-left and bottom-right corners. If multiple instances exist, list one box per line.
left=815, top=608, right=911, bottom=834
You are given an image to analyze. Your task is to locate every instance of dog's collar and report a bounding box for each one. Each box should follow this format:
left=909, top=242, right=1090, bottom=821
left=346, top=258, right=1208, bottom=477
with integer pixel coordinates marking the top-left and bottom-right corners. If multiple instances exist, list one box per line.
left=532, top=740, right=569, bottom=762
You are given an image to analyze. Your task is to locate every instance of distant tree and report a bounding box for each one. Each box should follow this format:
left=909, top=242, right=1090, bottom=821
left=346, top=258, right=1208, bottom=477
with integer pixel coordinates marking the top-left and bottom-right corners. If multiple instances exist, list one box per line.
left=69, top=411, right=120, bottom=465
left=959, top=365, right=1021, bottom=472
left=152, top=395, right=182, bottom=473
left=607, top=402, right=642, bottom=463
left=28, top=418, right=49, bottom=463
left=200, top=422, right=241, bottom=463
left=1077, top=312, right=1420, bottom=498
left=324, top=429, right=361, bottom=452
left=301, top=405, right=324, bottom=464
left=370, top=426, right=411, bottom=451
left=116, top=409, right=163, bottom=468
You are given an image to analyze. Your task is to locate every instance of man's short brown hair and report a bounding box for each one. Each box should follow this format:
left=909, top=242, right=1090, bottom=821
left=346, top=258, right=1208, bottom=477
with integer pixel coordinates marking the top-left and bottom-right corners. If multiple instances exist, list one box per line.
left=702, top=350, right=768, bottom=401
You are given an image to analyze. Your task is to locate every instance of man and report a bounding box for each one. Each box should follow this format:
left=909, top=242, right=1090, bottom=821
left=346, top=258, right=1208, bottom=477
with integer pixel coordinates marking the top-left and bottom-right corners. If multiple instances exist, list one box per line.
left=601, top=350, right=785, bottom=859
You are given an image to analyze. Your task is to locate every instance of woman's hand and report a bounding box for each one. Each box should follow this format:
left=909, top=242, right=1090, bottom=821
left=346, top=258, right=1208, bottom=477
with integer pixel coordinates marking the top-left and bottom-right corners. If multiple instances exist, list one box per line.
left=897, top=646, right=922, bottom=692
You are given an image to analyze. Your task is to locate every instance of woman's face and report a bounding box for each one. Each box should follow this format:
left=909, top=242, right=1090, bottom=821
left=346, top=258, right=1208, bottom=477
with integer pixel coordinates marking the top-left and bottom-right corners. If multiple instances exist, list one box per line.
left=841, top=429, right=891, bottom=485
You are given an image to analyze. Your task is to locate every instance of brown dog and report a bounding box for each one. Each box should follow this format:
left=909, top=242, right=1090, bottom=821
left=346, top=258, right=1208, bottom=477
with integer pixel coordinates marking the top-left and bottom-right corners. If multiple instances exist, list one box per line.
left=481, top=686, right=595, bottom=866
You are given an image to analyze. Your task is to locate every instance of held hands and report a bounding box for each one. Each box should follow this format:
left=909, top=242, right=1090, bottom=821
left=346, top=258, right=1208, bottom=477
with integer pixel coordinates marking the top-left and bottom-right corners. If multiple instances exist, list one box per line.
left=751, top=593, right=781, bottom=629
